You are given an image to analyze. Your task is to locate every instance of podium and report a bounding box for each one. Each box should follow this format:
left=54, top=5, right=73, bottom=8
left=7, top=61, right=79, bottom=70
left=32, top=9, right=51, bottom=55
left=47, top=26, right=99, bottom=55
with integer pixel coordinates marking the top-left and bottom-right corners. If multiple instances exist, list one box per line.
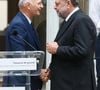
left=0, top=51, right=45, bottom=90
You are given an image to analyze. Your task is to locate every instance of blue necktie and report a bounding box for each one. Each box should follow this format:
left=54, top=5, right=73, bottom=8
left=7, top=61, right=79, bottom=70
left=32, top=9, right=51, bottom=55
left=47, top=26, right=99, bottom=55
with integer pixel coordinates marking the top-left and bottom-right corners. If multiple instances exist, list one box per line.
left=30, top=23, right=41, bottom=50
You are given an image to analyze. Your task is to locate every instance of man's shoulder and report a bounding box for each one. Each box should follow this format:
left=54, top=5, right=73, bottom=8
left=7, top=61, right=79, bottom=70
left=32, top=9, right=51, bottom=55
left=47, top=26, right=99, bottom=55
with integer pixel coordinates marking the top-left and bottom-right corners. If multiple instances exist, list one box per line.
left=74, top=11, right=91, bottom=22
left=9, top=13, right=27, bottom=28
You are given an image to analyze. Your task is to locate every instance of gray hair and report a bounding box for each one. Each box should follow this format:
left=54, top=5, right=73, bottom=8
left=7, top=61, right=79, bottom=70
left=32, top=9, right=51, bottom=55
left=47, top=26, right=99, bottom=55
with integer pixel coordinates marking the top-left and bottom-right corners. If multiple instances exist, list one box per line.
left=18, top=0, right=32, bottom=8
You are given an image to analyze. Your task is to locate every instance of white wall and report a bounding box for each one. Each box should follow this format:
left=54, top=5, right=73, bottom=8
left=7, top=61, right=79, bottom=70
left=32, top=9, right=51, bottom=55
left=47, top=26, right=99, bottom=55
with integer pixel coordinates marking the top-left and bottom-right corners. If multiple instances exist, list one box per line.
left=45, top=0, right=59, bottom=90
left=0, top=0, right=8, bottom=31
left=89, top=0, right=100, bottom=34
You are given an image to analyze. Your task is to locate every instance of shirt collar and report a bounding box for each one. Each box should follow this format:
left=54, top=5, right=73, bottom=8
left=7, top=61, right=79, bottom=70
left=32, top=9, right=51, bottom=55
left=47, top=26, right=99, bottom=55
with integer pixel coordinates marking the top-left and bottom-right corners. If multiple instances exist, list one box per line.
left=22, top=12, right=32, bottom=24
left=65, top=7, right=79, bottom=22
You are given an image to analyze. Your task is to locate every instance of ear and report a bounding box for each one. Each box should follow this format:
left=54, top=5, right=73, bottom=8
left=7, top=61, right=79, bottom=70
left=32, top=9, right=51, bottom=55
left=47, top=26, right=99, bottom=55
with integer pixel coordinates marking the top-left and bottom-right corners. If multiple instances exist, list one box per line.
left=66, top=0, right=71, bottom=8
left=67, top=0, right=70, bottom=5
left=24, top=2, right=31, bottom=10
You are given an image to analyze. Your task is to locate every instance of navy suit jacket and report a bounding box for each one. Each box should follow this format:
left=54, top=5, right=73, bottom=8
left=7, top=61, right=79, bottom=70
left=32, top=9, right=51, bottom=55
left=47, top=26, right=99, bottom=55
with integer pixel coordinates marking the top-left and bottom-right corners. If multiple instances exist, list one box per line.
left=6, top=12, right=41, bottom=51
left=4, top=12, right=42, bottom=90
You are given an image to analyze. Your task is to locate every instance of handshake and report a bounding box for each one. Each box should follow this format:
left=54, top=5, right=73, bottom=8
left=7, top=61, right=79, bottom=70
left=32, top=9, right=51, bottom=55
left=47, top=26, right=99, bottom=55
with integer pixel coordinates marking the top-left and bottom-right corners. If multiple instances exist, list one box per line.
left=40, top=68, right=51, bottom=82
left=40, top=41, right=58, bottom=82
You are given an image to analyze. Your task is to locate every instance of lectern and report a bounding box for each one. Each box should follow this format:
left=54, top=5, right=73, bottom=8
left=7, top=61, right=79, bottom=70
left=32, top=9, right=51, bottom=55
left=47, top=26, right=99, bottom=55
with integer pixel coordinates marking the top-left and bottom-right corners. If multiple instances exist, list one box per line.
left=0, top=51, right=45, bottom=90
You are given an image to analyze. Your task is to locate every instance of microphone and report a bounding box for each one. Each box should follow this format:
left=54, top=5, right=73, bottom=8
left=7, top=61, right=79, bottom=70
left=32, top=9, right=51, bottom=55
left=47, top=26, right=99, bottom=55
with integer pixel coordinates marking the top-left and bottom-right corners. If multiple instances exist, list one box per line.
left=12, top=31, right=37, bottom=50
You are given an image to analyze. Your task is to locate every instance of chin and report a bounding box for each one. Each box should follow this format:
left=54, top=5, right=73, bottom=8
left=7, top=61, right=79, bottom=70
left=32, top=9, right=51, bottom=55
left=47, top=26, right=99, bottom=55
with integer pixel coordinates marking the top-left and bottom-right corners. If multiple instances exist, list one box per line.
left=58, top=14, right=65, bottom=19
left=38, top=13, right=40, bottom=15
left=36, top=12, right=40, bottom=16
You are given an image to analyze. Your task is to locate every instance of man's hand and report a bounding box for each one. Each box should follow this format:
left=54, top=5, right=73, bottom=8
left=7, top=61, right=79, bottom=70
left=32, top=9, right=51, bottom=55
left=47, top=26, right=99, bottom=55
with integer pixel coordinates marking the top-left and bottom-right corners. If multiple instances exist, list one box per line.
left=46, top=42, right=59, bottom=54
left=40, top=69, right=50, bottom=82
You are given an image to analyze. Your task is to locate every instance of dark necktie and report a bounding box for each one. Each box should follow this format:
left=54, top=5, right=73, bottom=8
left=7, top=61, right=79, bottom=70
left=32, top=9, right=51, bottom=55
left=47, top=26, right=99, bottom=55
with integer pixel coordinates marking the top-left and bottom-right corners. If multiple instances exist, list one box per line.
left=57, top=20, right=66, bottom=35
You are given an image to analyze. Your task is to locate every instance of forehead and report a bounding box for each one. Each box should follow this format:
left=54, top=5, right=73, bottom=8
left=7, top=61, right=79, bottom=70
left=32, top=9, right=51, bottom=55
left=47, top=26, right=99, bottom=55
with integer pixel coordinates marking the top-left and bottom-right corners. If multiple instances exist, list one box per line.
left=55, top=0, right=60, bottom=3
left=32, top=0, right=42, bottom=3
left=55, top=0, right=66, bottom=4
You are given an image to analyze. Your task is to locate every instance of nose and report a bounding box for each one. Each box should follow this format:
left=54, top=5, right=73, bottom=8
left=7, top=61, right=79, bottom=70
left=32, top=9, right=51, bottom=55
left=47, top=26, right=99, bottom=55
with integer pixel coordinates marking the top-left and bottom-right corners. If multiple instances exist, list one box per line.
left=54, top=3, right=57, bottom=9
left=41, top=3, right=44, bottom=8
left=54, top=5, right=56, bottom=10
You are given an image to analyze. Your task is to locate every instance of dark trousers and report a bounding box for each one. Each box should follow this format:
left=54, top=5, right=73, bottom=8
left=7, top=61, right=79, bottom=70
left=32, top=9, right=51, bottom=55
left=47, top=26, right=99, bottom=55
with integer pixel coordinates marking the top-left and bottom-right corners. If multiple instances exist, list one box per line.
left=97, top=77, right=100, bottom=90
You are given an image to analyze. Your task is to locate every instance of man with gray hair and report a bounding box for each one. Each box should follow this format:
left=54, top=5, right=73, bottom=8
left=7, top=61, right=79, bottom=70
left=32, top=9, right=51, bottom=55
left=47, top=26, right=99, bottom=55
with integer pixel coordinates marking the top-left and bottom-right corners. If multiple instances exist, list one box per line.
left=3, top=0, right=44, bottom=90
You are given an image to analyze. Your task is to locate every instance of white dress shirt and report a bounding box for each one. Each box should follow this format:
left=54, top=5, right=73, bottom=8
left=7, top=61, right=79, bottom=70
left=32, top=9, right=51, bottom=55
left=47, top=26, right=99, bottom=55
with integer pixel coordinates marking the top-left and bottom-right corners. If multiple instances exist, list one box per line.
left=65, top=7, right=79, bottom=22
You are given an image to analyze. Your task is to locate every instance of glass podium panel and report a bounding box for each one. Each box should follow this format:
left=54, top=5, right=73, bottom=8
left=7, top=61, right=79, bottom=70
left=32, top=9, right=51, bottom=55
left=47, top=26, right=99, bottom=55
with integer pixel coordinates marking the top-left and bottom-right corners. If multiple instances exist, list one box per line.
left=0, top=51, right=45, bottom=90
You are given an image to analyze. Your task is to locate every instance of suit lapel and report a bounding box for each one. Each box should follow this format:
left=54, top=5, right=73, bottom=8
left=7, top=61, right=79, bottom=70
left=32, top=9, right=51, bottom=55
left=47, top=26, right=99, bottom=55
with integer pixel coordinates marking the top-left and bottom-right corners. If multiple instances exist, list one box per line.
left=19, top=12, right=41, bottom=50
left=55, top=20, right=70, bottom=41
left=30, top=24, right=41, bottom=49
left=55, top=10, right=80, bottom=41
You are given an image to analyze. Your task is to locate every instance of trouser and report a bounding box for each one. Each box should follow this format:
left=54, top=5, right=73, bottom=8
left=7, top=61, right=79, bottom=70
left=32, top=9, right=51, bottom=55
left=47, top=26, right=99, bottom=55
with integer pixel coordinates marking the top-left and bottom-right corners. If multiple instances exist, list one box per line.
left=97, top=77, right=100, bottom=90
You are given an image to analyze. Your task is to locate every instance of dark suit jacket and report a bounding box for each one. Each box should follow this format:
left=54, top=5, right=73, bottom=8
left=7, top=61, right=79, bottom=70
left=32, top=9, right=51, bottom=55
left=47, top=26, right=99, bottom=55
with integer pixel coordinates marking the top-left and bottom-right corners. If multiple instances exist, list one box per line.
left=3, top=12, right=42, bottom=90
left=96, top=31, right=100, bottom=76
left=50, top=10, right=96, bottom=90
left=95, top=33, right=100, bottom=90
